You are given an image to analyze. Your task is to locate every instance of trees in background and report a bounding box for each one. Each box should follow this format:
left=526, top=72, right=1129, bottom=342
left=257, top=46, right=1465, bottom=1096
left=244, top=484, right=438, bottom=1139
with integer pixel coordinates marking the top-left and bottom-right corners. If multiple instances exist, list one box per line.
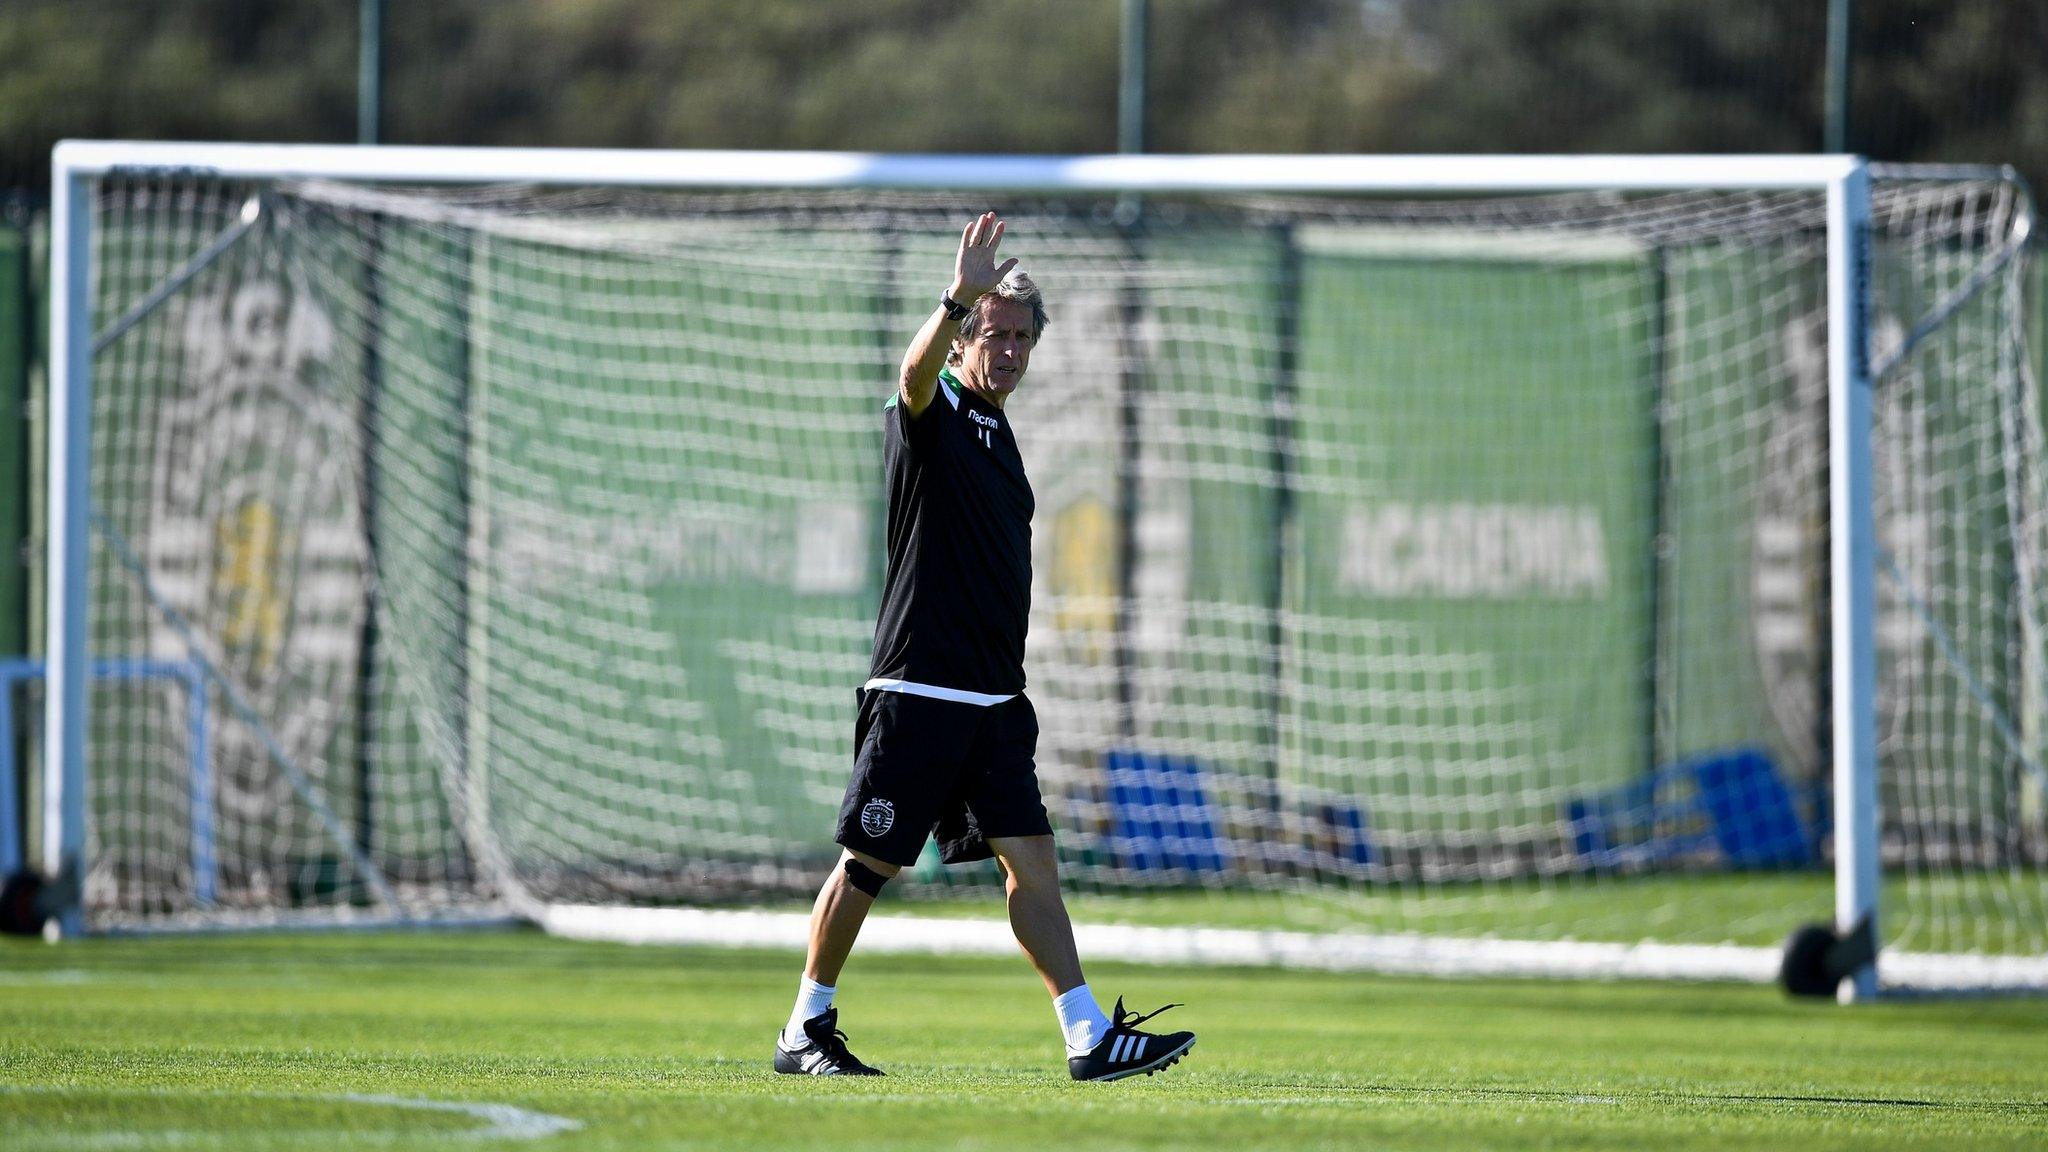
left=2, top=0, right=2044, bottom=192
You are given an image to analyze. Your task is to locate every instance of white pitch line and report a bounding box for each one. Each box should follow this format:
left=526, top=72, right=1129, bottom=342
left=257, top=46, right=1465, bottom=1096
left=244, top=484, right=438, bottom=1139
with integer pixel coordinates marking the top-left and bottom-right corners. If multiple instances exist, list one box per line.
left=338, top=1094, right=582, bottom=1141
left=0, top=969, right=96, bottom=985
left=0, top=1086, right=581, bottom=1143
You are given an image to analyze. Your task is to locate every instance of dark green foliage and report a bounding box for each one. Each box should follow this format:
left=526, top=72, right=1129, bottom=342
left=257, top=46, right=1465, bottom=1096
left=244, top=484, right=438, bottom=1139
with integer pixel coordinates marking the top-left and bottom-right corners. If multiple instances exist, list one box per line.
left=3, top=1, right=2046, bottom=193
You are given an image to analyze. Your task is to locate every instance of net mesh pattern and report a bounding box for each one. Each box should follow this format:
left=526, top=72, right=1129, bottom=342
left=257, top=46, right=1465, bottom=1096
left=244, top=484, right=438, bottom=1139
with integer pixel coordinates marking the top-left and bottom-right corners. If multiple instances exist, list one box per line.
left=64, top=168, right=2046, bottom=966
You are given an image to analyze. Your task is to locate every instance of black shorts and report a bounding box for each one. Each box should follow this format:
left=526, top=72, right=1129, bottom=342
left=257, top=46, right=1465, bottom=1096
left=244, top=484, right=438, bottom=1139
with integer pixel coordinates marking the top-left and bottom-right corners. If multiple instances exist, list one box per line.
left=834, top=688, right=1052, bottom=868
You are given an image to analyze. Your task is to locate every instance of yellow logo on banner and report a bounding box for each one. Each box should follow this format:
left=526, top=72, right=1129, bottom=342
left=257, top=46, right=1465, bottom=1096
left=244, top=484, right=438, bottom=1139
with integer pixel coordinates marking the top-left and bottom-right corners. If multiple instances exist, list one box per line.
left=1051, top=497, right=1117, bottom=661
left=215, top=498, right=291, bottom=675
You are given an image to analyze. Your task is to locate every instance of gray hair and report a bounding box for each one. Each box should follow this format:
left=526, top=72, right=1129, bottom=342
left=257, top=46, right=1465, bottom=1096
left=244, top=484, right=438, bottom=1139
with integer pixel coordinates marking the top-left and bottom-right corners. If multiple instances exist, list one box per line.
left=949, top=270, right=1049, bottom=364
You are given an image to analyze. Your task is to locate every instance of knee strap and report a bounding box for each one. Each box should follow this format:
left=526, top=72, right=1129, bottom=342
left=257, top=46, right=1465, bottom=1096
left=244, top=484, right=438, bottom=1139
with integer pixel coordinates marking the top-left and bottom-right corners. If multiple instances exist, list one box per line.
left=844, top=857, right=892, bottom=898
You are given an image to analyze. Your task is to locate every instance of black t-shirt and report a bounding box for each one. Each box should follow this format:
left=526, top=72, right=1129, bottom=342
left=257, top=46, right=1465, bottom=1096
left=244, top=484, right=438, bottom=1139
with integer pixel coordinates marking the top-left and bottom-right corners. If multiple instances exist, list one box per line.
left=867, top=368, right=1034, bottom=696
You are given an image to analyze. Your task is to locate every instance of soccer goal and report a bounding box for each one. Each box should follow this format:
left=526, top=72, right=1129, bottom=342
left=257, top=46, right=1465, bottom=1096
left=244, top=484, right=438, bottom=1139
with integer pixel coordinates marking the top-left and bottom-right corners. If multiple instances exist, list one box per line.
left=30, top=143, right=2046, bottom=1000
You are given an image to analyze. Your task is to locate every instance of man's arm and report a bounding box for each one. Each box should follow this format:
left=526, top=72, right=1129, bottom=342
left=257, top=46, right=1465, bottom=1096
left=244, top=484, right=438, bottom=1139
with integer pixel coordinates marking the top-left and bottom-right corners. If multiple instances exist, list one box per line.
left=899, top=211, right=1017, bottom=418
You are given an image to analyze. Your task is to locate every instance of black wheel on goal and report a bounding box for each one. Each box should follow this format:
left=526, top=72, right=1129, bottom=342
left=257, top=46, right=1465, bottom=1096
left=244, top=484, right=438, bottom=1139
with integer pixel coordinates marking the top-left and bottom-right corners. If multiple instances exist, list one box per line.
left=0, top=870, right=46, bottom=937
left=1779, top=922, right=1840, bottom=997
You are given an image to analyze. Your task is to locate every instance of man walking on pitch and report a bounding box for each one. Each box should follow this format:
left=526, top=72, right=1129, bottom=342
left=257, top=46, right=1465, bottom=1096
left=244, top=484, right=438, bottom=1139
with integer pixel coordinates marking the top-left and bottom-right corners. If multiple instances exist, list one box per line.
left=773, top=212, right=1196, bottom=1081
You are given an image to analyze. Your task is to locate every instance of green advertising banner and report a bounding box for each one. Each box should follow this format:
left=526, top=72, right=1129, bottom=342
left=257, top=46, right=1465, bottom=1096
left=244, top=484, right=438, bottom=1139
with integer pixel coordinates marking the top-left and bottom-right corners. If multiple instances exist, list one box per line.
left=0, top=209, right=32, bottom=663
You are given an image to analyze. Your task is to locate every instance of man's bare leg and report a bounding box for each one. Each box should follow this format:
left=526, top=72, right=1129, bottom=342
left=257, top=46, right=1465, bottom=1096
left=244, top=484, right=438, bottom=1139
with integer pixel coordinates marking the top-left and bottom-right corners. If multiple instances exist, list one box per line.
left=778, top=846, right=902, bottom=1072
left=987, top=834, right=1084, bottom=994
left=988, top=833, right=1198, bottom=1078
left=987, top=833, right=1116, bottom=1061
left=804, top=847, right=900, bottom=985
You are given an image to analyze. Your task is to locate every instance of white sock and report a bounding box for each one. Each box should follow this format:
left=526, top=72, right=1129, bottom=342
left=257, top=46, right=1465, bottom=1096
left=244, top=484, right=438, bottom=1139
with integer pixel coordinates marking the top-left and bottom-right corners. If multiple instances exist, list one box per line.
left=1053, top=983, right=1112, bottom=1054
left=782, top=976, right=836, bottom=1048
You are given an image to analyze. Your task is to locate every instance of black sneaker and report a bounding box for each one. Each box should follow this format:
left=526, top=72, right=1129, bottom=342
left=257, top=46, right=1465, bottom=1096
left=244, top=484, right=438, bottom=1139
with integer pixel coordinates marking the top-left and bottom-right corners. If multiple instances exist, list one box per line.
left=1068, top=997, right=1195, bottom=1082
left=773, top=1007, right=885, bottom=1076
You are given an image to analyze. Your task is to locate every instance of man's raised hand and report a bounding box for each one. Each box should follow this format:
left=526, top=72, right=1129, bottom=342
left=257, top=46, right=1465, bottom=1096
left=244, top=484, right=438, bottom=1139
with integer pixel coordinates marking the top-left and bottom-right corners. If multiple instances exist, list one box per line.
left=902, top=212, right=1017, bottom=417
left=951, top=211, right=1019, bottom=306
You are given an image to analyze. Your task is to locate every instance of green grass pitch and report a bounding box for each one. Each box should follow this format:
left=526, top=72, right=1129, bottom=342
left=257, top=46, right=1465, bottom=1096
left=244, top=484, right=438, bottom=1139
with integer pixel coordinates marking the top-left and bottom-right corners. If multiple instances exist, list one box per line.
left=4, top=930, right=2046, bottom=1151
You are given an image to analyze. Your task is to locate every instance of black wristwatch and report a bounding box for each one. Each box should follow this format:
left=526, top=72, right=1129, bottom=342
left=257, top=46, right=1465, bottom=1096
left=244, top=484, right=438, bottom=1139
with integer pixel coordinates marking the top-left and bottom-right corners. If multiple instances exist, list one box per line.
left=939, top=292, right=972, bottom=323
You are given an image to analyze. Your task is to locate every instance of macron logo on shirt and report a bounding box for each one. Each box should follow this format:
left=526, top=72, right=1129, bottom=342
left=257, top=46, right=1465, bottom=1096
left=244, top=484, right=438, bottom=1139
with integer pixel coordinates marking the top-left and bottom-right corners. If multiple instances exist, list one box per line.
left=968, top=409, right=999, bottom=430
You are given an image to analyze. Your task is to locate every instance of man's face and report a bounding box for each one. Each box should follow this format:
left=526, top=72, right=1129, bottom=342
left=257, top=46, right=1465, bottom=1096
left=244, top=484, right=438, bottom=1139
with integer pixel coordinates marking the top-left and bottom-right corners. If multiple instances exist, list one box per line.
left=956, top=298, right=1036, bottom=399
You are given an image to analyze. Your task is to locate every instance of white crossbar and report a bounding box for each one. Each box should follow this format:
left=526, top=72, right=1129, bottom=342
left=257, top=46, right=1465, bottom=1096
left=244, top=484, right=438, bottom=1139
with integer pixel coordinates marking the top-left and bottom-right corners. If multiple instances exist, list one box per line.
left=53, top=141, right=1858, bottom=193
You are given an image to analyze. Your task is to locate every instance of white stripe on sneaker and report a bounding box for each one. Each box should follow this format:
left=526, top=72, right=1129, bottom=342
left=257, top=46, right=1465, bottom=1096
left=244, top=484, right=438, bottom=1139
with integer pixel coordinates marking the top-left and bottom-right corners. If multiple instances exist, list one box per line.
left=1134, top=1036, right=1148, bottom=1062
left=1109, top=1035, right=1128, bottom=1063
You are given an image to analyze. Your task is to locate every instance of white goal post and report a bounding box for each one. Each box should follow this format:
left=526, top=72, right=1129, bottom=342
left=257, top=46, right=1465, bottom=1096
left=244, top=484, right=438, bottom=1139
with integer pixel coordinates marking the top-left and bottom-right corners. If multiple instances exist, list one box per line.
left=39, top=142, right=2044, bottom=1000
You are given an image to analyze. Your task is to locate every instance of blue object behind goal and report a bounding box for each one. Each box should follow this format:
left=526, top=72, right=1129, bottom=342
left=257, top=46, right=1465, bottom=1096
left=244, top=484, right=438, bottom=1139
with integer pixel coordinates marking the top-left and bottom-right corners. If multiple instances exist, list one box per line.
left=1104, top=750, right=1228, bottom=874
left=1566, top=746, right=1811, bottom=870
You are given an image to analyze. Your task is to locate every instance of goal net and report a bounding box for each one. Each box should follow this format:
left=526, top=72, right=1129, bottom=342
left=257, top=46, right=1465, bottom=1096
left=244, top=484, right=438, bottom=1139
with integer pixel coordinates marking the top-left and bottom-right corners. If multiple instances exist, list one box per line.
left=41, top=149, right=2046, bottom=990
